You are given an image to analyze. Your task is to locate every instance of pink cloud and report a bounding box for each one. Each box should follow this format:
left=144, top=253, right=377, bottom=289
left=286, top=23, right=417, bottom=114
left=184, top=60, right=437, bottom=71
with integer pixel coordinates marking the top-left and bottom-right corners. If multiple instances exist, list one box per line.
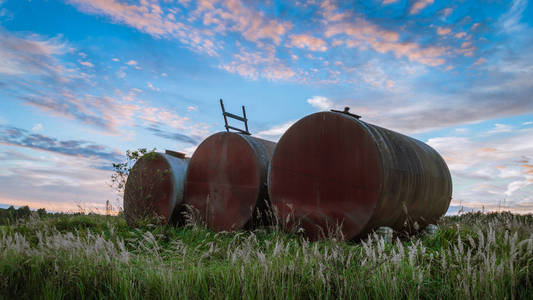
left=288, top=34, right=327, bottom=52
left=325, top=20, right=446, bottom=66
left=320, top=0, right=349, bottom=22
left=436, top=27, right=451, bottom=35
left=441, top=7, right=453, bottom=17
left=455, top=32, right=467, bottom=38
left=68, top=0, right=219, bottom=56
left=410, top=0, right=434, bottom=15
left=0, top=32, right=69, bottom=76
left=79, top=61, right=94, bottom=67
left=220, top=45, right=296, bottom=81
left=473, top=57, right=486, bottom=65
left=194, top=0, right=292, bottom=45
left=382, top=0, right=399, bottom=5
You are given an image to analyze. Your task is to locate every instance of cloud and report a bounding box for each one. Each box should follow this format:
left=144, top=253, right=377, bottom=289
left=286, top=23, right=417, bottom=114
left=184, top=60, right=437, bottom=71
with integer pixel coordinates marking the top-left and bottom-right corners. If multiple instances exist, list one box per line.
left=79, top=61, right=94, bottom=68
left=67, top=0, right=294, bottom=81
left=68, top=0, right=218, bottom=56
left=487, top=123, right=513, bottom=134
left=455, top=32, right=466, bottom=39
left=0, top=30, right=207, bottom=139
left=498, top=0, right=527, bottom=33
left=505, top=179, right=531, bottom=197
left=307, top=96, right=334, bottom=110
left=382, top=0, right=399, bottom=5
left=68, top=0, right=292, bottom=57
left=441, top=8, right=453, bottom=17
left=145, top=123, right=201, bottom=145
left=324, top=18, right=446, bottom=66
left=205, top=0, right=292, bottom=45
left=436, top=27, right=451, bottom=35
left=255, top=120, right=296, bottom=141
left=116, top=70, right=126, bottom=78
left=288, top=34, right=327, bottom=52
left=410, top=0, right=434, bottom=15
left=0, top=150, right=116, bottom=212
left=21, top=93, right=138, bottom=135
left=0, top=30, right=68, bottom=77
left=473, top=57, right=486, bottom=65
left=359, top=92, right=532, bottom=134
left=31, top=123, right=43, bottom=132
left=427, top=128, right=533, bottom=207
left=359, top=61, right=396, bottom=91
left=334, top=24, right=533, bottom=134
left=220, top=45, right=295, bottom=81
left=0, top=125, right=122, bottom=167
left=147, top=82, right=160, bottom=91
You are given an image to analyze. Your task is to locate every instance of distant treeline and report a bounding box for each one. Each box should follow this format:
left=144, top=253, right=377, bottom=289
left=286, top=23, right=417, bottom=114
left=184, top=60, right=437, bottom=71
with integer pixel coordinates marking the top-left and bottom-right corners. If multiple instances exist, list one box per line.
left=0, top=206, right=47, bottom=225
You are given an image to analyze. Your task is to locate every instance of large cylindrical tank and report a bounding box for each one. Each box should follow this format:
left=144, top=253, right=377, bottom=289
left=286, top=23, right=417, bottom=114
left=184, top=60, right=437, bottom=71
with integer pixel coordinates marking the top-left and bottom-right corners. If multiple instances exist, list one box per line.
left=268, top=111, right=452, bottom=240
left=124, top=151, right=189, bottom=226
left=184, top=132, right=276, bottom=231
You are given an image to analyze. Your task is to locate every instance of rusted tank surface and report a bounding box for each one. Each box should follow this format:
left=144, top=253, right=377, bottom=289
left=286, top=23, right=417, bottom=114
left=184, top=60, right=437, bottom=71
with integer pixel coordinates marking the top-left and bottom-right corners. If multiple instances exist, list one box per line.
left=184, top=132, right=276, bottom=231
left=268, top=111, right=452, bottom=240
left=124, top=151, right=189, bottom=226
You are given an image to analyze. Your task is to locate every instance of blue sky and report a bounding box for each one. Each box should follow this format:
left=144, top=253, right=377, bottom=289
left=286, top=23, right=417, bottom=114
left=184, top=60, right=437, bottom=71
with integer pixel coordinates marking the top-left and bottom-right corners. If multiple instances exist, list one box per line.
left=0, top=0, right=532, bottom=214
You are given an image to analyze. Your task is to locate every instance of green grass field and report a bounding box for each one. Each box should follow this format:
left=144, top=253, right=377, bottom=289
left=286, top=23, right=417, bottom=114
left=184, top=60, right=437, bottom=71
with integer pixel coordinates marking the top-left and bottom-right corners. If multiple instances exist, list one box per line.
left=1, top=212, right=532, bottom=299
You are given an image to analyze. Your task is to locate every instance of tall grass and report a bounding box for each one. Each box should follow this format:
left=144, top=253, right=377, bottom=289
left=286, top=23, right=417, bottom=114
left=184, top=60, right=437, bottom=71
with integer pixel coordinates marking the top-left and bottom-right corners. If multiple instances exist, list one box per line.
left=1, top=212, right=532, bottom=299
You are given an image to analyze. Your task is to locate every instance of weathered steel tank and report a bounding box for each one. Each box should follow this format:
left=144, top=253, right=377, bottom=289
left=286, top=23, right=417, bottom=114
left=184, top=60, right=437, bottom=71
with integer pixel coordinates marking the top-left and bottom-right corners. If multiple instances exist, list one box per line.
left=268, top=110, right=452, bottom=240
left=124, top=150, right=189, bottom=226
left=184, top=132, right=276, bottom=231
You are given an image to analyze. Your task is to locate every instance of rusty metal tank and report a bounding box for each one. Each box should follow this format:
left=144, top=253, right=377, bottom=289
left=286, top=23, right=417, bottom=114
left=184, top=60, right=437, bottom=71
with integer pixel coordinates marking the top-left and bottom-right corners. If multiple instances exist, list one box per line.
left=268, top=111, right=452, bottom=240
left=123, top=150, right=189, bottom=226
left=184, top=132, right=276, bottom=231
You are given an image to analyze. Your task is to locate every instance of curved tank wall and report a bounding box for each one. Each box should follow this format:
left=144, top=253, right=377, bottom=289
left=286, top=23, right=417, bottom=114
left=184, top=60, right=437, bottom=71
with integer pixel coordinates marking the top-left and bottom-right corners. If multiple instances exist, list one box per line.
left=268, top=111, right=452, bottom=240
left=123, top=151, right=189, bottom=226
left=184, top=132, right=276, bottom=231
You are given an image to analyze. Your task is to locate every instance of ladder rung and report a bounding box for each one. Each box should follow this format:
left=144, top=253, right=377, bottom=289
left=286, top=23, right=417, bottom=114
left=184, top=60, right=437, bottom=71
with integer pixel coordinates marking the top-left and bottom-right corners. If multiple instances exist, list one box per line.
left=223, top=112, right=247, bottom=122
left=225, top=125, right=251, bottom=135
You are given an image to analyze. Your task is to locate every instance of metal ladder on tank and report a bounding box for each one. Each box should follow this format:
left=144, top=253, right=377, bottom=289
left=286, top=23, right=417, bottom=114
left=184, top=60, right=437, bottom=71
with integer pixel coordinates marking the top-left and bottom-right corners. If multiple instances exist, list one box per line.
left=219, top=99, right=251, bottom=135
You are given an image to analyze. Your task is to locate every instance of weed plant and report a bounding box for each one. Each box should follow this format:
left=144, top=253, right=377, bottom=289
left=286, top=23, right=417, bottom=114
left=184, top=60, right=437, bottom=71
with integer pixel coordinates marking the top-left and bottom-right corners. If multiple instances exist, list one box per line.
left=0, top=212, right=532, bottom=299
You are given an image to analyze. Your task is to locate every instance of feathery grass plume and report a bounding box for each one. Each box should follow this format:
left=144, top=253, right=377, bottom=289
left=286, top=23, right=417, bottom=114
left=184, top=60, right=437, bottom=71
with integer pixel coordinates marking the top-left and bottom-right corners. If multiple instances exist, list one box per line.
left=0, top=211, right=532, bottom=299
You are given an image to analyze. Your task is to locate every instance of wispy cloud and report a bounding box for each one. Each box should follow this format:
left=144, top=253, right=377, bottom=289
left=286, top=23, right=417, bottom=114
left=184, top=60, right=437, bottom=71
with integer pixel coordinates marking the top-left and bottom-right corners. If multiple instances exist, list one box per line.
left=79, top=61, right=94, bottom=68
left=0, top=29, right=209, bottom=140
left=220, top=45, right=295, bottom=81
left=255, top=120, right=296, bottom=141
left=0, top=30, right=69, bottom=77
left=0, top=125, right=122, bottom=167
left=145, top=123, right=201, bottom=145
left=147, top=82, right=159, bottom=91
left=487, top=123, right=513, bottom=134
left=382, top=0, right=399, bottom=5
left=498, top=0, right=527, bottom=33
left=410, top=0, right=434, bottom=15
